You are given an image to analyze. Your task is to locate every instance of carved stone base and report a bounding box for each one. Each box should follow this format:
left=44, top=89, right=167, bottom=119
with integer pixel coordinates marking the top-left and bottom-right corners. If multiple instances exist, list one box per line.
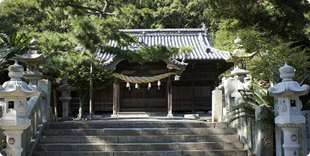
left=167, top=114, right=174, bottom=118
left=184, top=114, right=199, bottom=119
left=111, top=115, right=118, bottom=118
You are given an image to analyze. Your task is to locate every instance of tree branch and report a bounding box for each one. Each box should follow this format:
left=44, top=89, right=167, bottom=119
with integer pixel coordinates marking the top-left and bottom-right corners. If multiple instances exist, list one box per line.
left=66, top=3, right=114, bottom=17
left=299, top=4, right=310, bottom=13
left=100, top=0, right=112, bottom=19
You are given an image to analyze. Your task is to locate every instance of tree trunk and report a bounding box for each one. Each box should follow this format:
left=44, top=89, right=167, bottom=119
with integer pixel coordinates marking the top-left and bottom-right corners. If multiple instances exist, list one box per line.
left=77, top=91, right=84, bottom=119
left=53, top=90, right=58, bottom=122
left=89, top=59, right=93, bottom=119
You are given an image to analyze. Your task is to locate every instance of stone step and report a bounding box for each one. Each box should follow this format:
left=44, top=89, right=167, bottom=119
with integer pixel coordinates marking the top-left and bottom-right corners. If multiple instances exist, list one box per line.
left=39, top=134, right=240, bottom=143
left=47, top=121, right=228, bottom=129
left=35, top=142, right=244, bottom=151
left=32, top=150, right=247, bottom=156
left=42, top=128, right=237, bottom=136
left=117, top=112, right=168, bottom=117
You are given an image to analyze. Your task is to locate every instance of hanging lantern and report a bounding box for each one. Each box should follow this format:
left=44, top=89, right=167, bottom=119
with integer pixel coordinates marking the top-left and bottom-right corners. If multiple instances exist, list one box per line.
left=126, top=82, right=130, bottom=87
left=157, top=80, right=161, bottom=90
left=148, top=82, right=151, bottom=90
left=157, top=80, right=161, bottom=86
left=174, top=75, right=180, bottom=81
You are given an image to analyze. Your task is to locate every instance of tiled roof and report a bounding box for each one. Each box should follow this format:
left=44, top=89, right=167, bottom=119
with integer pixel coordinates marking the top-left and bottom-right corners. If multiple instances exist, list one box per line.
left=97, top=29, right=231, bottom=66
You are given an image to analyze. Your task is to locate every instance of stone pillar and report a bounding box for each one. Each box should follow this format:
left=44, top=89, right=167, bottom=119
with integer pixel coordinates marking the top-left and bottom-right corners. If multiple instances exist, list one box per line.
left=274, top=97, right=284, bottom=156
left=57, top=76, right=74, bottom=120
left=255, top=105, right=274, bottom=156
left=167, top=77, right=173, bottom=117
left=212, top=89, right=223, bottom=122
left=268, top=63, right=309, bottom=156
left=0, top=62, right=37, bottom=156
left=38, top=79, right=51, bottom=122
left=112, top=82, right=120, bottom=117
left=301, top=111, right=310, bottom=156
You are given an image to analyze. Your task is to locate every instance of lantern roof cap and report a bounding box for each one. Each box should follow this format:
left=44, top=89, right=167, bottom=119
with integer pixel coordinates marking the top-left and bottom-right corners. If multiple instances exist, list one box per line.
left=0, top=62, right=37, bottom=97
left=279, top=62, right=295, bottom=81
left=268, top=63, right=309, bottom=96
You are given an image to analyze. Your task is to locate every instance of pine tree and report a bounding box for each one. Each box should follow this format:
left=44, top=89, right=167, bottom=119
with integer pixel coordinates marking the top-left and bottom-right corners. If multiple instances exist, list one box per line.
left=207, top=0, right=310, bottom=82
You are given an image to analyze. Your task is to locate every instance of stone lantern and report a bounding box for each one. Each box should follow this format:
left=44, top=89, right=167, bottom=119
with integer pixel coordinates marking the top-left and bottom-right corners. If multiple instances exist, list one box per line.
left=229, top=37, right=253, bottom=83
left=16, top=38, right=49, bottom=86
left=57, top=76, right=74, bottom=120
left=268, top=63, right=309, bottom=156
left=0, top=61, right=37, bottom=156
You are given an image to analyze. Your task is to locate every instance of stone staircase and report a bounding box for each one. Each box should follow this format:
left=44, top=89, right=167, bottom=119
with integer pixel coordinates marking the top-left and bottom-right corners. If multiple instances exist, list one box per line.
left=32, top=118, right=247, bottom=156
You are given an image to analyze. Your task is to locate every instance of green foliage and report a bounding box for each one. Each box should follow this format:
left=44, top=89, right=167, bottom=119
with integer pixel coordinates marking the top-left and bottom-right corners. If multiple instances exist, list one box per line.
left=1, top=32, right=31, bottom=53
left=238, top=27, right=310, bottom=81
left=228, top=83, right=274, bottom=126
left=33, top=0, right=198, bottom=119
left=216, top=25, right=310, bottom=81
left=103, top=45, right=193, bottom=64
left=299, top=76, right=310, bottom=110
left=212, top=20, right=238, bottom=52
left=65, top=52, right=115, bottom=119
left=0, top=32, right=32, bottom=69
left=0, top=0, right=70, bottom=34
left=0, top=20, right=16, bottom=34
left=116, top=0, right=215, bottom=29
left=34, top=31, right=75, bottom=58
left=59, top=50, right=116, bottom=92
left=207, top=0, right=310, bottom=39
left=209, top=0, right=310, bottom=83
left=67, top=61, right=115, bottom=92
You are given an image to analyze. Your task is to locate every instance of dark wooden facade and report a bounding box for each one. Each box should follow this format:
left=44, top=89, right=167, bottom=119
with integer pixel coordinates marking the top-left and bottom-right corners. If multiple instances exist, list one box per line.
left=69, top=60, right=232, bottom=115
left=67, top=29, right=233, bottom=116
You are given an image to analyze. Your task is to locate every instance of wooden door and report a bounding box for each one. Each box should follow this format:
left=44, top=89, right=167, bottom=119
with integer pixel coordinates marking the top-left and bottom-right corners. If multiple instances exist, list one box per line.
left=121, top=83, right=167, bottom=112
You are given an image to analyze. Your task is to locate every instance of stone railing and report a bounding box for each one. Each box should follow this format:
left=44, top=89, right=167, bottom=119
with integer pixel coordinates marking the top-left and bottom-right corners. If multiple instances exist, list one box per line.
left=212, top=86, right=274, bottom=156
left=21, top=91, right=44, bottom=156
left=0, top=79, right=51, bottom=156
left=0, top=103, right=3, bottom=153
left=218, top=105, right=273, bottom=156
left=21, top=79, right=51, bottom=156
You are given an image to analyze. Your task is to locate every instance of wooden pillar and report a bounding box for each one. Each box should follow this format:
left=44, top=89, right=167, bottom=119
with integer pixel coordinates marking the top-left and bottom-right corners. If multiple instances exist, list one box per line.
left=167, top=77, right=173, bottom=117
left=216, top=62, right=221, bottom=87
left=192, top=79, right=195, bottom=114
left=112, top=82, right=120, bottom=117
left=53, top=90, right=58, bottom=122
left=192, top=65, right=195, bottom=114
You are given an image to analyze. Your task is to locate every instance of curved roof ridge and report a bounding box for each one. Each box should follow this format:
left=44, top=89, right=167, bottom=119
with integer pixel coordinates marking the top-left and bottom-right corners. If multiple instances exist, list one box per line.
left=98, top=28, right=232, bottom=68
left=120, top=28, right=208, bottom=33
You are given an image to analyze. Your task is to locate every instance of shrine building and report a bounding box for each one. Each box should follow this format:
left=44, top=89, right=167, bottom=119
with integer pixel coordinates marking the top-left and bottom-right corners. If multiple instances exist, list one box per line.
left=70, top=28, right=234, bottom=117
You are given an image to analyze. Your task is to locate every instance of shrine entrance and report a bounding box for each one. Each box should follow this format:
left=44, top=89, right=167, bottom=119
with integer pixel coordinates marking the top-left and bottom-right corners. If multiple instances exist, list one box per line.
left=120, top=83, right=167, bottom=112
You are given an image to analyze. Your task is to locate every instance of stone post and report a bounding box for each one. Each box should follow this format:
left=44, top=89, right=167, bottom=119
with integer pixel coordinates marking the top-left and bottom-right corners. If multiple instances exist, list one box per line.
left=0, top=62, right=37, bottom=156
left=38, top=79, right=51, bottom=122
left=212, top=88, right=223, bottom=122
left=57, top=76, right=74, bottom=120
left=255, top=105, right=274, bottom=156
left=268, top=63, right=309, bottom=156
